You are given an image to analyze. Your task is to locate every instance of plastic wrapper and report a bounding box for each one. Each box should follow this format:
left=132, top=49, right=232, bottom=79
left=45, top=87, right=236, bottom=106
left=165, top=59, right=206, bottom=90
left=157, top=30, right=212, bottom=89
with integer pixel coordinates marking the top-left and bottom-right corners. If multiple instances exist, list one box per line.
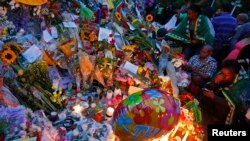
left=79, top=54, right=93, bottom=84
left=0, top=85, right=20, bottom=107
left=59, top=35, right=77, bottom=57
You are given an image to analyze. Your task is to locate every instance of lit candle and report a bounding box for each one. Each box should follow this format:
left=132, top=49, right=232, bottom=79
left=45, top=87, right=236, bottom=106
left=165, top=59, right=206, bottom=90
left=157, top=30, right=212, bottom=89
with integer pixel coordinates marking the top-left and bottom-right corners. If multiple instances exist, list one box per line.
left=106, top=107, right=115, bottom=117
left=73, top=104, right=83, bottom=116
left=171, top=123, right=181, bottom=137
left=181, top=131, right=189, bottom=141
left=106, top=90, right=113, bottom=99
left=114, top=88, right=121, bottom=97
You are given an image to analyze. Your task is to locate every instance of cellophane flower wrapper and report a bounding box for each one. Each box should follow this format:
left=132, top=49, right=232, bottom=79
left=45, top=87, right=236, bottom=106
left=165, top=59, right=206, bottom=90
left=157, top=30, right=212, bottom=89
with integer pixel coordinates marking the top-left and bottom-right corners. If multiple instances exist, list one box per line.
left=0, top=86, right=20, bottom=107
left=79, top=54, right=93, bottom=84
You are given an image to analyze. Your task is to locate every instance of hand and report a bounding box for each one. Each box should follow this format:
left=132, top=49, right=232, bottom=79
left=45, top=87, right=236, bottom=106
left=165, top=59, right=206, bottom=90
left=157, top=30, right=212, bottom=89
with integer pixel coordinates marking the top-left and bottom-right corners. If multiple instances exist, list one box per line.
left=214, top=74, right=224, bottom=84
left=203, top=89, right=215, bottom=99
left=191, top=39, right=199, bottom=45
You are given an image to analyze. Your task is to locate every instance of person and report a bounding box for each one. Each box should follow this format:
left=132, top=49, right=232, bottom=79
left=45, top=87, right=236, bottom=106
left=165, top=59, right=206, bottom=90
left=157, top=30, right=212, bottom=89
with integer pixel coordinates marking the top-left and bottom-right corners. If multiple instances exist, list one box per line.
left=166, top=4, right=214, bottom=60
left=212, top=4, right=237, bottom=61
left=201, top=60, right=250, bottom=124
left=183, top=44, right=217, bottom=95
left=230, top=22, right=250, bottom=51
left=236, top=13, right=249, bottom=29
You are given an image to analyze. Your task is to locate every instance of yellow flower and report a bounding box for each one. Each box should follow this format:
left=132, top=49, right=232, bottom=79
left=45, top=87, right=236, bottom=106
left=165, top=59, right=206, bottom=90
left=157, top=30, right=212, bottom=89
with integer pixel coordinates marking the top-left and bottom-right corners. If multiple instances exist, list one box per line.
left=89, top=33, right=97, bottom=42
left=115, top=12, right=122, bottom=21
left=18, top=69, right=24, bottom=76
left=1, top=49, right=17, bottom=65
left=146, top=14, right=153, bottom=22
left=81, top=31, right=88, bottom=41
left=2, top=43, right=22, bottom=54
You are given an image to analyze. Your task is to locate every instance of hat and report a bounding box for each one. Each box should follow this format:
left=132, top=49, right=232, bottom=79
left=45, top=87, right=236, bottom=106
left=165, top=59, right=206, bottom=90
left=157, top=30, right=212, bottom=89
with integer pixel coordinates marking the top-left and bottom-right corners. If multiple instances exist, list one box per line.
left=156, top=28, right=167, bottom=38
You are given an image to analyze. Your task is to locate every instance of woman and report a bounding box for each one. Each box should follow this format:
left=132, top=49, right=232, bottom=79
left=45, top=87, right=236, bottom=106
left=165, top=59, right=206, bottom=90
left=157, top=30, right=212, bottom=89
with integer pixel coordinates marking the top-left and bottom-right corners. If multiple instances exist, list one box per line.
left=166, top=4, right=214, bottom=60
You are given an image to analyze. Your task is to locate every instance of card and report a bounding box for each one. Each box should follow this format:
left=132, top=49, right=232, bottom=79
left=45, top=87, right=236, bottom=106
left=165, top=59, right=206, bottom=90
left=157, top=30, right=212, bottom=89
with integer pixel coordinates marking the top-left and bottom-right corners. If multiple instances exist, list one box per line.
left=50, top=26, right=58, bottom=38
left=63, top=22, right=77, bottom=28
left=43, top=30, right=53, bottom=42
left=22, top=45, right=42, bottom=63
left=123, top=61, right=138, bottom=74
left=98, top=27, right=112, bottom=41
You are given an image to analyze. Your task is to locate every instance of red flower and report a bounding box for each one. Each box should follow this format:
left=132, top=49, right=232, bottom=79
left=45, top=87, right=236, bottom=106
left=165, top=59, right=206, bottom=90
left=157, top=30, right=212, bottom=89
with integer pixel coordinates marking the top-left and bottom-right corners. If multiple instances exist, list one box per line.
left=132, top=103, right=152, bottom=124
left=109, top=38, right=115, bottom=44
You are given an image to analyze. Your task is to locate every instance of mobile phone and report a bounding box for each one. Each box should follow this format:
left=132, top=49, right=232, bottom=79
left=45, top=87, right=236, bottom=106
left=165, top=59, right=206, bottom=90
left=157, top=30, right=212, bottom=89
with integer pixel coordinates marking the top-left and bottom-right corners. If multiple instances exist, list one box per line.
left=202, top=88, right=212, bottom=92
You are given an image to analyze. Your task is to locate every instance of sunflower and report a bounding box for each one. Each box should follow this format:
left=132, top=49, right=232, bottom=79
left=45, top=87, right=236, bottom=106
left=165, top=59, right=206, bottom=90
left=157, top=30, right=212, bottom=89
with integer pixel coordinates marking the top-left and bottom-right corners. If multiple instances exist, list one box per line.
left=115, top=12, right=122, bottom=21
left=80, top=31, right=88, bottom=41
left=146, top=14, right=154, bottom=22
left=89, top=33, right=98, bottom=42
left=2, top=43, right=22, bottom=54
left=1, top=49, right=17, bottom=65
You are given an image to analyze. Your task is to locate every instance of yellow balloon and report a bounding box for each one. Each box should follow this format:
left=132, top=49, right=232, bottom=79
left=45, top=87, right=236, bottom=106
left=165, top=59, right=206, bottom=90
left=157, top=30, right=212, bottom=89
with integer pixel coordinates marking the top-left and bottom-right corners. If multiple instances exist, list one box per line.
left=16, top=0, right=47, bottom=6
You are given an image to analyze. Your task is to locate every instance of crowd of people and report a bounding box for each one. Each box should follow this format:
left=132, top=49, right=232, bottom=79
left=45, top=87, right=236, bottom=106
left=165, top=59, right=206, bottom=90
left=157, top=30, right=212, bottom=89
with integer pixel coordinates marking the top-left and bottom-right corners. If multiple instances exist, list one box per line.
left=147, top=1, right=250, bottom=126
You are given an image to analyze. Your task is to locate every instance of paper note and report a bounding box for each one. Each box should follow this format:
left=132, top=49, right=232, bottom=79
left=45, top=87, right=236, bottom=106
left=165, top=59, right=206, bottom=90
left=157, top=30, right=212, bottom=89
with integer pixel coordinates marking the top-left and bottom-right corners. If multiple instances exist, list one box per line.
left=164, top=15, right=177, bottom=30
left=63, top=22, right=77, bottom=28
left=51, top=26, right=58, bottom=38
left=123, top=61, right=138, bottom=74
left=98, top=27, right=112, bottom=41
left=43, top=30, right=53, bottom=42
left=22, top=45, right=42, bottom=63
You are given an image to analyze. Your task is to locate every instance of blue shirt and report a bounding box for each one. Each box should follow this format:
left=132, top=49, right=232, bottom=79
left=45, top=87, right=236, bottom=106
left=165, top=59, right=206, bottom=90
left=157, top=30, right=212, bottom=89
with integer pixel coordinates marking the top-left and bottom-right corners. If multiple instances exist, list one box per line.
left=212, top=13, right=237, bottom=47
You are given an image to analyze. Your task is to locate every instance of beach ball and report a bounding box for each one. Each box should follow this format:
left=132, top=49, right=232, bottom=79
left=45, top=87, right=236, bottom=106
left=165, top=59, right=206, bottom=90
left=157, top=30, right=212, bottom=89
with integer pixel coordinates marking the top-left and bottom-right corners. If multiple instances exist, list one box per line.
left=112, top=89, right=180, bottom=141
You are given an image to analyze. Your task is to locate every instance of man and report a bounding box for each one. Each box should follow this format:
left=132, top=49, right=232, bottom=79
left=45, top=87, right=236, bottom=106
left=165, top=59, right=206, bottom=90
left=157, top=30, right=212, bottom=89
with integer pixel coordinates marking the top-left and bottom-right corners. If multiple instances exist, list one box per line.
left=183, top=45, right=217, bottom=95
left=202, top=60, right=250, bottom=124
left=212, top=4, right=237, bottom=61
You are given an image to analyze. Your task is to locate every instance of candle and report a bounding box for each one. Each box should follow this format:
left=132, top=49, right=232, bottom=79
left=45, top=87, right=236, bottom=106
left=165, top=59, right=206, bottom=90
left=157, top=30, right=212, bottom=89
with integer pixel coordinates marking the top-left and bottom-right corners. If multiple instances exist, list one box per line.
left=50, top=112, right=58, bottom=121
left=72, top=129, right=79, bottom=137
left=91, top=103, right=96, bottom=108
left=106, top=107, right=114, bottom=117
left=106, top=90, right=113, bottom=99
left=58, top=112, right=67, bottom=121
left=95, top=113, right=103, bottom=122
left=114, top=88, right=121, bottom=97
left=171, top=123, right=181, bottom=137
left=181, top=131, right=189, bottom=141
left=73, top=104, right=83, bottom=116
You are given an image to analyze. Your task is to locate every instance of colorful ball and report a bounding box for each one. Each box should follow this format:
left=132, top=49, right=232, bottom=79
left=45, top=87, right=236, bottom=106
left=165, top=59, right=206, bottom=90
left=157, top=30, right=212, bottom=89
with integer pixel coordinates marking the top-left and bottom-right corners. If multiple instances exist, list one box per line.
left=112, top=89, right=180, bottom=141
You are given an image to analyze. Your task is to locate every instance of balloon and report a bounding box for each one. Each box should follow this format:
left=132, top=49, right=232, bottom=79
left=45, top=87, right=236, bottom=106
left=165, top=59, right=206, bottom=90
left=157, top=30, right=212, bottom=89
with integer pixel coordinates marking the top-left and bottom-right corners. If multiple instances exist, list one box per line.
left=112, top=89, right=180, bottom=141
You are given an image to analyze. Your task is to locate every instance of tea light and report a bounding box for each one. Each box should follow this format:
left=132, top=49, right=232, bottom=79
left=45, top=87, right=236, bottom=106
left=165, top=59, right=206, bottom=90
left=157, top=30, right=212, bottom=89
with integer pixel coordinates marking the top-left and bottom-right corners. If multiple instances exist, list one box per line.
left=106, top=90, right=113, bottom=99
left=106, top=107, right=114, bottom=117
left=72, top=129, right=79, bottom=137
left=91, top=103, right=96, bottom=108
left=50, top=112, right=58, bottom=121
left=73, top=104, right=83, bottom=116
left=58, top=112, right=67, bottom=121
